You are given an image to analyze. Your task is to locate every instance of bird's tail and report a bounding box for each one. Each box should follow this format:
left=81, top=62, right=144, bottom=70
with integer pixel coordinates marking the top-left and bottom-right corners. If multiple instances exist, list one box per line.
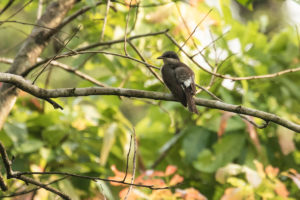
left=185, top=91, right=199, bottom=114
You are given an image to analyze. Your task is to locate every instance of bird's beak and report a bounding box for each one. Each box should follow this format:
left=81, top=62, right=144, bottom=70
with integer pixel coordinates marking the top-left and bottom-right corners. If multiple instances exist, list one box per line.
left=157, top=56, right=164, bottom=59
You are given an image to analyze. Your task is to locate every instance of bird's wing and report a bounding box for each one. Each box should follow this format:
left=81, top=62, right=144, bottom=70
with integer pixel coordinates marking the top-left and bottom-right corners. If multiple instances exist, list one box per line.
left=175, top=64, right=196, bottom=94
left=175, top=64, right=198, bottom=114
left=161, top=64, right=187, bottom=106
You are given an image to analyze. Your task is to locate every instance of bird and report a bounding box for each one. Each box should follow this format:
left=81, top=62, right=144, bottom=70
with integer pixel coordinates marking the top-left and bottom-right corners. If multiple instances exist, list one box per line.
left=157, top=51, right=198, bottom=114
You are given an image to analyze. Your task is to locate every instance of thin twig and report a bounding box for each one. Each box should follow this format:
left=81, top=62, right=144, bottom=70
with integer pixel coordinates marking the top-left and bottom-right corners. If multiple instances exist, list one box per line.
left=0, top=57, right=107, bottom=88
left=128, top=1, right=140, bottom=34
left=128, top=41, right=163, bottom=83
left=0, top=141, right=70, bottom=199
left=204, top=29, right=219, bottom=90
left=52, top=36, right=77, bottom=53
left=47, top=1, right=103, bottom=38
left=0, top=20, right=61, bottom=30
left=0, top=176, right=69, bottom=198
left=100, top=0, right=111, bottom=41
left=16, top=176, right=70, bottom=200
left=140, top=100, right=175, bottom=128
left=23, top=29, right=169, bottom=76
left=173, top=8, right=214, bottom=73
left=124, top=0, right=132, bottom=56
left=32, top=27, right=80, bottom=84
left=75, top=29, right=169, bottom=52
left=195, top=84, right=269, bottom=129
left=0, top=0, right=15, bottom=16
left=177, top=8, right=213, bottom=52
left=124, top=127, right=137, bottom=200
left=4, top=0, right=33, bottom=21
left=193, top=30, right=230, bottom=57
left=42, top=66, right=54, bottom=111
left=49, top=60, right=109, bottom=87
left=33, top=50, right=160, bottom=71
left=112, top=0, right=172, bottom=8
left=123, top=134, right=133, bottom=182
left=16, top=171, right=179, bottom=190
left=165, top=32, right=300, bottom=81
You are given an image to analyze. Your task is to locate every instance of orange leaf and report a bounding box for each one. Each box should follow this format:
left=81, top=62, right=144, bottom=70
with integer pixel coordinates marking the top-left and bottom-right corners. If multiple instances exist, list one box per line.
left=244, top=117, right=261, bottom=152
left=175, top=188, right=207, bottom=200
left=151, top=189, right=173, bottom=199
left=135, top=173, right=166, bottom=187
left=165, top=165, right=177, bottom=176
left=265, top=165, right=279, bottom=179
left=275, top=181, right=289, bottom=197
left=218, top=112, right=234, bottom=138
left=151, top=171, right=166, bottom=177
left=119, top=188, right=141, bottom=200
left=169, top=174, right=184, bottom=186
left=184, top=188, right=207, bottom=200
left=108, top=165, right=132, bottom=186
left=220, top=187, right=256, bottom=200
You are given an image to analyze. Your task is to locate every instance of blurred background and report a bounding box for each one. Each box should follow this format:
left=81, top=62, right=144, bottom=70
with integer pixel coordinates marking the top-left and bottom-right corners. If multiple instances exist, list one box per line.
left=0, top=0, right=300, bottom=199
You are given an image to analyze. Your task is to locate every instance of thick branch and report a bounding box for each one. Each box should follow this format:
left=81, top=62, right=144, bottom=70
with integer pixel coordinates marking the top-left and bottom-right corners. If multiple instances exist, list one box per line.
left=1, top=72, right=299, bottom=132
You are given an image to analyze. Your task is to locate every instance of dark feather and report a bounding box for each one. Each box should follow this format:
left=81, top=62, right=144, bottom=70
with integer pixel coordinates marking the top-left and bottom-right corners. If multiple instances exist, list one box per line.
left=185, top=88, right=199, bottom=114
left=161, top=64, right=187, bottom=106
left=159, top=51, right=198, bottom=114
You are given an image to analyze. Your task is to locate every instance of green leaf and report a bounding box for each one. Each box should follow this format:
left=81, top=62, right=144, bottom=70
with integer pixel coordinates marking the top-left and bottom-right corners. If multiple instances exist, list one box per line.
left=236, top=0, right=253, bottom=10
left=42, top=125, right=68, bottom=147
left=17, top=139, right=43, bottom=153
left=193, top=133, right=246, bottom=173
left=58, top=179, right=80, bottom=200
left=3, top=122, right=28, bottom=145
left=182, top=126, right=214, bottom=163
left=100, top=123, right=118, bottom=166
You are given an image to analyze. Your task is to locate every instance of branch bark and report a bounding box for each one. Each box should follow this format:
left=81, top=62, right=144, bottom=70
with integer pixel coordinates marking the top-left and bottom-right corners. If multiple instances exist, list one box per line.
left=0, top=0, right=77, bottom=129
left=1, top=72, right=299, bottom=132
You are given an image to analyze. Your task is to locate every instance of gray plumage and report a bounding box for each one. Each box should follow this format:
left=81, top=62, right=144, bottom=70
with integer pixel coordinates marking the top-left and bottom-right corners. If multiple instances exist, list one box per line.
left=157, top=51, right=198, bottom=114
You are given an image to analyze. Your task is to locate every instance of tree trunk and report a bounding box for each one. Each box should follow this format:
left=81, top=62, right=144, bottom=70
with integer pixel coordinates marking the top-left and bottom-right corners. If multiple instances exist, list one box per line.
left=0, top=0, right=77, bottom=129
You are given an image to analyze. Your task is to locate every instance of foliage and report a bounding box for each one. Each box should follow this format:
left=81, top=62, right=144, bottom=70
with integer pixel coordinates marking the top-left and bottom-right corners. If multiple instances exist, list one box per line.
left=0, top=0, right=300, bottom=199
left=108, top=165, right=207, bottom=200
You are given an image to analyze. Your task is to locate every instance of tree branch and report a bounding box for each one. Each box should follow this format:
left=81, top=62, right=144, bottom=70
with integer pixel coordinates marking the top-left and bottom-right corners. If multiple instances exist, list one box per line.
left=0, top=142, right=71, bottom=200
left=1, top=72, right=299, bottom=132
left=22, top=29, right=169, bottom=76
left=165, top=32, right=300, bottom=81
left=0, top=57, right=109, bottom=87
left=0, top=0, right=15, bottom=16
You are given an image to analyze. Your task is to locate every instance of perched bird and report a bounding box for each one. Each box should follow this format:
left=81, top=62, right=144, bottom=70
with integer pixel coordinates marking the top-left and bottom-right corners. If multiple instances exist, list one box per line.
left=157, top=51, right=198, bottom=114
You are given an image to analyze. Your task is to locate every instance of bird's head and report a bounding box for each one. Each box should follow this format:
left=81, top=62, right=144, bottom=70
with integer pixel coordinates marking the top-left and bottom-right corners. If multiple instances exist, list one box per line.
left=157, top=51, right=180, bottom=65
